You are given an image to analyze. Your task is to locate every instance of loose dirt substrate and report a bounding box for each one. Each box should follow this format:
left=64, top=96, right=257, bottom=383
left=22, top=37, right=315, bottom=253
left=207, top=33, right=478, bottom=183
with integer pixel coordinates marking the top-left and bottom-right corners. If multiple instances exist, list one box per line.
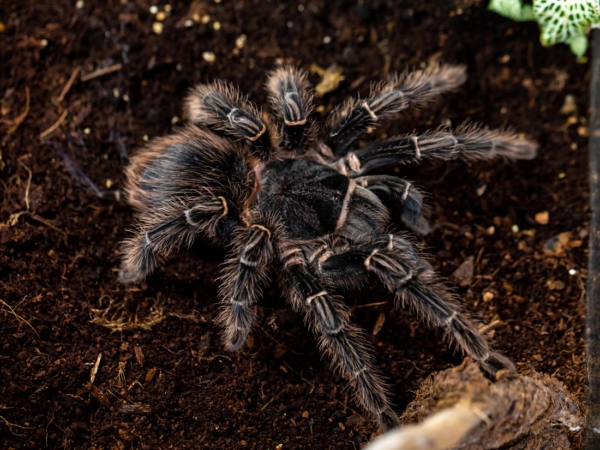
left=0, top=1, right=589, bottom=449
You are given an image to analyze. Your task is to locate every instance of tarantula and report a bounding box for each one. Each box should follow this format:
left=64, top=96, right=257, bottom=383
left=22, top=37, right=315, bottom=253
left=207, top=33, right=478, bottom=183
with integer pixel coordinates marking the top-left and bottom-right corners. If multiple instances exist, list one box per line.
left=119, top=64, right=536, bottom=429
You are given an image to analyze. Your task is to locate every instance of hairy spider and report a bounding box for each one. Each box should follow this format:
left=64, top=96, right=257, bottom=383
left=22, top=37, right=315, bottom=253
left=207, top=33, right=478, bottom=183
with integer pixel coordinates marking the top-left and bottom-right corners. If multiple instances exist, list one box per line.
left=119, top=64, right=536, bottom=429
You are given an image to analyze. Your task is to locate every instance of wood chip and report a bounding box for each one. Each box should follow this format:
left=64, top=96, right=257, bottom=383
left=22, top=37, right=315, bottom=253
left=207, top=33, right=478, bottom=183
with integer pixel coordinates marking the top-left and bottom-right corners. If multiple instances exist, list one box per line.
left=134, top=345, right=145, bottom=366
left=145, top=367, right=157, bottom=382
left=372, top=313, right=386, bottom=336
left=546, top=280, right=565, bottom=291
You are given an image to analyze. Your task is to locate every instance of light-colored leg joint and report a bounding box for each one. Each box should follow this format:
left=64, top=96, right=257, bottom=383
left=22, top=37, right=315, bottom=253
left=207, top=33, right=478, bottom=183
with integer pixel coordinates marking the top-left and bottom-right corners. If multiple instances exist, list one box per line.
left=251, top=224, right=272, bottom=238
left=364, top=249, right=379, bottom=270
left=411, top=135, right=421, bottom=159
left=306, top=290, right=328, bottom=304
left=217, top=196, right=229, bottom=217
left=185, top=208, right=199, bottom=226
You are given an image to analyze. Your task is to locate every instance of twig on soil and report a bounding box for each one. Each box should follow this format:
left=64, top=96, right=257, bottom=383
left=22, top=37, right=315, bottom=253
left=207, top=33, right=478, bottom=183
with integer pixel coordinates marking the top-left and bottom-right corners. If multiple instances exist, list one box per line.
left=57, top=66, right=82, bottom=103
left=80, top=63, right=123, bottom=82
left=90, top=353, right=102, bottom=384
left=0, top=415, right=37, bottom=436
left=4, top=86, right=30, bottom=134
left=260, top=395, right=280, bottom=411
left=0, top=298, right=40, bottom=338
left=39, top=110, right=68, bottom=138
left=18, top=160, right=32, bottom=210
left=352, top=301, right=388, bottom=310
left=3, top=211, right=67, bottom=237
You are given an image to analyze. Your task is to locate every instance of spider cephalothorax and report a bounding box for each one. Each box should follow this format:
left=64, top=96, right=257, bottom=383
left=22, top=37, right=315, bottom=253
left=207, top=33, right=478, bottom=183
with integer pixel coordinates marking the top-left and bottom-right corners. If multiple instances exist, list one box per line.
left=119, top=64, right=536, bottom=429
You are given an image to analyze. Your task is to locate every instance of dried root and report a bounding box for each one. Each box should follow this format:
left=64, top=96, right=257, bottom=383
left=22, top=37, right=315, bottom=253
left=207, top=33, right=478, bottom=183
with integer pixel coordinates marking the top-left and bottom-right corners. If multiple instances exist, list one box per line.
left=366, top=359, right=582, bottom=450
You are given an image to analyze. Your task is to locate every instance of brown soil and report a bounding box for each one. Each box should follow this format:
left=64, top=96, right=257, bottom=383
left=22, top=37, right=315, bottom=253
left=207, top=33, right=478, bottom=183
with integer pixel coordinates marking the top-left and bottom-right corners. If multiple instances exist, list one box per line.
left=0, top=1, right=590, bottom=449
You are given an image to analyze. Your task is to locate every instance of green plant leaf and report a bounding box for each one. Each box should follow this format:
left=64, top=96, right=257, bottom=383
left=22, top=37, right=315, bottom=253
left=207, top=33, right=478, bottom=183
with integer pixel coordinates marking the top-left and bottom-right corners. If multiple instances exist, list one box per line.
left=567, top=33, right=589, bottom=57
left=489, top=0, right=536, bottom=21
left=533, top=0, right=600, bottom=46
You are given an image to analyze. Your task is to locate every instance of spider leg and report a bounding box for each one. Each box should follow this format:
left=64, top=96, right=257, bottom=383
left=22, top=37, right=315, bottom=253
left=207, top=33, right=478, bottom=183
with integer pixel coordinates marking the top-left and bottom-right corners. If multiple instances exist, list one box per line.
left=315, top=235, right=515, bottom=376
left=184, top=81, right=274, bottom=160
left=266, top=66, right=317, bottom=152
left=325, top=64, right=467, bottom=156
left=280, top=248, right=399, bottom=430
left=335, top=124, right=538, bottom=177
left=217, top=219, right=277, bottom=351
left=119, top=197, right=232, bottom=283
left=355, top=175, right=430, bottom=235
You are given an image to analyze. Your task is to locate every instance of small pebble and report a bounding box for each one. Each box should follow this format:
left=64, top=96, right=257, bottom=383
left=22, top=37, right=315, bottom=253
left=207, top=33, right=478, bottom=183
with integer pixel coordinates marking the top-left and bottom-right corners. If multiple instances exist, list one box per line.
left=143, top=134, right=149, bottom=141
left=213, top=21, right=221, bottom=31
left=483, top=292, right=494, bottom=302
left=75, top=0, right=84, bottom=9
left=83, top=128, right=91, bottom=134
left=500, top=106, right=507, bottom=114
left=535, top=211, right=549, bottom=225
left=152, top=22, right=163, bottom=34
left=201, top=14, right=210, bottom=24
left=149, top=5, right=158, bottom=14
left=156, top=11, right=166, bottom=21
left=123, top=94, right=130, bottom=102
left=235, top=34, right=247, bottom=49
left=499, top=54, right=510, bottom=63
left=323, top=36, right=331, bottom=44
left=511, top=224, right=519, bottom=233
left=569, top=269, right=577, bottom=275
left=202, top=51, right=216, bottom=63
left=105, top=179, right=113, bottom=189
left=171, top=116, right=180, bottom=124
left=302, top=411, right=309, bottom=418
left=487, top=226, right=495, bottom=235
left=184, top=19, right=193, bottom=27
left=164, top=4, right=172, bottom=12
left=40, top=39, right=48, bottom=47
left=558, top=172, right=566, bottom=179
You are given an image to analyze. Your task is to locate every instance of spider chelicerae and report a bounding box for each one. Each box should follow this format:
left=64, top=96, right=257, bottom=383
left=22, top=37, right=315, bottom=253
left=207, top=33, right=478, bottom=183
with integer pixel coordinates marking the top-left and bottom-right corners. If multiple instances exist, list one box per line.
left=119, top=64, right=536, bottom=429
